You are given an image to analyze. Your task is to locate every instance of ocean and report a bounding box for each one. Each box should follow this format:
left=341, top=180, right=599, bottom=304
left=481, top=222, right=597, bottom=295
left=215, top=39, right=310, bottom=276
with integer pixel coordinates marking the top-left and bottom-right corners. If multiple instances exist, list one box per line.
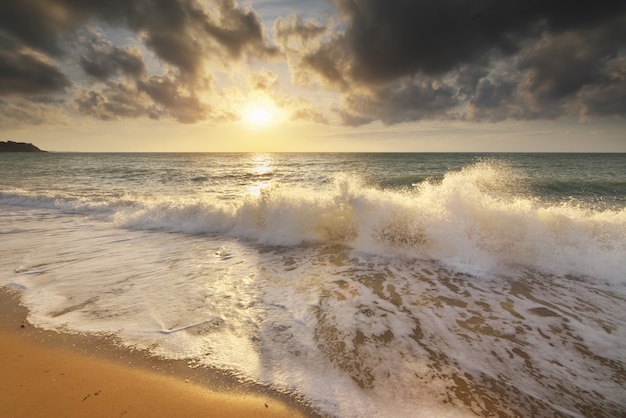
left=1, top=152, right=625, bottom=417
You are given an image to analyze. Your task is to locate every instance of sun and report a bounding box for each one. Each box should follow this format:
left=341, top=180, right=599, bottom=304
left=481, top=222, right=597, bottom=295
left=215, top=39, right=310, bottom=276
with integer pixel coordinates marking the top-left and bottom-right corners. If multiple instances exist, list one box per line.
left=241, top=98, right=279, bottom=127
left=245, top=105, right=272, bottom=126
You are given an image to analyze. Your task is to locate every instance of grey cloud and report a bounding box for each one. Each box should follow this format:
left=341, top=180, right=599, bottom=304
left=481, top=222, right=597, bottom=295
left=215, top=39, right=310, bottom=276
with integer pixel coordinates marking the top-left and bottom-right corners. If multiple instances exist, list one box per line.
left=73, top=0, right=207, bottom=75
left=272, top=14, right=343, bottom=88
left=472, top=78, right=513, bottom=107
left=199, top=0, right=278, bottom=59
left=339, top=80, right=459, bottom=126
left=137, top=75, right=206, bottom=123
left=0, top=33, right=70, bottom=95
left=250, top=69, right=279, bottom=91
left=0, top=0, right=277, bottom=126
left=330, top=0, right=626, bottom=83
left=137, top=77, right=180, bottom=108
left=79, top=33, right=146, bottom=81
left=290, top=107, right=328, bottom=124
left=336, top=109, right=374, bottom=127
left=75, top=82, right=155, bottom=121
left=80, top=49, right=145, bottom=81
left=454, top=64, right=490, bottom=101
left=85, top=0, right=274, bottom=74
left=84, top=0, right=276, bottom=71
left=76, top=75, right=207, bottom=124
left=2, top=0, right=625, bottom=127
left=0, top=96, right=70, bottom=126
left=579, top=83, right=626, bottom=120
left=577, top=55, right=626, bottom=120
left=465, top=77, right=525, bottom=122
left=0, top=1, right=79, bottom=56
left=518, top=32, right=613, bottom=101
left=273, top=14, right=327, bottom=47
left=466, top=23, right=626, bottom=121
left=0, top=0, right=275, bottom=81
left=144, top=32, right=203, bottom=75
left=289, top=0, right=626, bottom=124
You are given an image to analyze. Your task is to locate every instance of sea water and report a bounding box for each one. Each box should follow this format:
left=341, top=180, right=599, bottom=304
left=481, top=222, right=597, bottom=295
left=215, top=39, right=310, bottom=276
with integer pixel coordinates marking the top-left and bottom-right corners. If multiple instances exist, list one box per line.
left=1, top=153, right=625, bottom=417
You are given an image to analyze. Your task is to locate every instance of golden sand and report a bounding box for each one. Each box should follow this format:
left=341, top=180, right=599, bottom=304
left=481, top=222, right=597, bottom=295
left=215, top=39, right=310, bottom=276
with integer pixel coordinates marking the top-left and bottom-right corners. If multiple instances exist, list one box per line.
left=0, top=291, right=313, bottom=418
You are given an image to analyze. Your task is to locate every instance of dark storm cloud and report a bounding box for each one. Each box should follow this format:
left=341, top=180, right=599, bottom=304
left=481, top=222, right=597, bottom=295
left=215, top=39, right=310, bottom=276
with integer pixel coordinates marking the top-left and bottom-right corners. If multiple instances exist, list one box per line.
left=80, top=48, right=145, bottom=81
left=199, top=0, right=279, bottom=58
left=578, top=80, right=626, bottom=120
left=288, top=0, right=626, bottom=124
left=273, top=14, right=340, bottom=88
left=137, top=75, right=207, bottom=123
left=0, top=0, right=76, bottom=56
left=75, top=82, right=153, bottom=121
left=0, top=0, right=275, bottom=74
left=75, top=75, right=208, bottom=124
left=0, top=33, right=71, bottom=95
left=79, top=33, right=146, bottom=81
left=73, top=64, right=233, bottom=124
left=465, top=77, right=519, bottom=121
left=0, top=96, right=70, bottom=127
left=330, top=0, right=626, bottom=83
left=1, top=0, right=625, bottom=127
left=338, top=79, right=459, bottom=126
left=0, top=0, right=275, bottom=124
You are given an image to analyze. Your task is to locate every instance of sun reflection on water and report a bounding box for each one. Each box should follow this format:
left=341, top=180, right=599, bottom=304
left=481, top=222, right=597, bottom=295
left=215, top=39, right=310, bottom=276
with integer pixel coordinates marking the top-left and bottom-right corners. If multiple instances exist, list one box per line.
left=246, top=154, right=274, bottom=196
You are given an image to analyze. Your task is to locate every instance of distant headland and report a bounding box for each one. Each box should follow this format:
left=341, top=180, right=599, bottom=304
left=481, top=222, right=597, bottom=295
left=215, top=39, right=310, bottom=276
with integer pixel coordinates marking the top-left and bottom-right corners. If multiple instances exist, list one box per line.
left=0, top=141, right=46, bottom=152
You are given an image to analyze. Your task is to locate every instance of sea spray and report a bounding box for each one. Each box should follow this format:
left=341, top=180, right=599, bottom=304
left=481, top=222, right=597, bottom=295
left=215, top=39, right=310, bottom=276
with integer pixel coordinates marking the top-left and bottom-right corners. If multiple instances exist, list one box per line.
left=2, top=161, right=625, bottom=282
left=102, top=164, right=626, bottom=282
left=2, top=152, right=625, bottom=417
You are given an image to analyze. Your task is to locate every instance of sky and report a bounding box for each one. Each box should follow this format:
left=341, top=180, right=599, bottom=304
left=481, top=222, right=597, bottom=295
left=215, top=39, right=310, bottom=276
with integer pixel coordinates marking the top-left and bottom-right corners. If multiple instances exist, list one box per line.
left=1, top=0, right=625, bottom=152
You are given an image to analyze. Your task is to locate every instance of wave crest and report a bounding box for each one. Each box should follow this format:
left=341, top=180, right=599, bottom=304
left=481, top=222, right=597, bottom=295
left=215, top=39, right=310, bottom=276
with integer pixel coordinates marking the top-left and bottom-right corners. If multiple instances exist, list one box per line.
left=2, top=163, right=624, bottom=281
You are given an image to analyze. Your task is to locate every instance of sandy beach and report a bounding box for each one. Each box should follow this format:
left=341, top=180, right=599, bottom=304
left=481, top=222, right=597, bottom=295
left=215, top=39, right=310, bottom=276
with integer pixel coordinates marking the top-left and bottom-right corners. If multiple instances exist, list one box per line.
left=0, top=291, right=314, bottom=418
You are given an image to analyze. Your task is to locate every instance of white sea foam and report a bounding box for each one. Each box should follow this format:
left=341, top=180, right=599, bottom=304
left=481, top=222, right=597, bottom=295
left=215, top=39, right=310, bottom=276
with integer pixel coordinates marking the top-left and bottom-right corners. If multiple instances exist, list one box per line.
left=2, top=158, right=625, bottom=417
left=1, top=204, right=625, bottom=416
left=2, top=162, right=625, bottom=283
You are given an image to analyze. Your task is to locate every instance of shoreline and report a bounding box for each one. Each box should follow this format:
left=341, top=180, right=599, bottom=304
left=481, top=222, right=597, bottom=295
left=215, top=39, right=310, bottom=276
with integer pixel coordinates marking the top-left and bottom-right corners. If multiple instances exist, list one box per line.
left=0, top=289, right=321, bottom=418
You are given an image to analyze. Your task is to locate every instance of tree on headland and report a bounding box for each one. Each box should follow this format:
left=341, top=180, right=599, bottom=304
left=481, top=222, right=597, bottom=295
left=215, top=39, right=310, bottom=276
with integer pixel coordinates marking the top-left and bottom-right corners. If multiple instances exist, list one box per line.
left=0, top=141, right=46, bottom=152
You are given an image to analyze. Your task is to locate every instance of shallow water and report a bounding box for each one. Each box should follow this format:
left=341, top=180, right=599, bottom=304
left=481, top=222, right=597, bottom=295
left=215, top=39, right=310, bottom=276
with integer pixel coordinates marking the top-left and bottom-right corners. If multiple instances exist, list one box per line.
left=1, top=153, right=625, bottom=417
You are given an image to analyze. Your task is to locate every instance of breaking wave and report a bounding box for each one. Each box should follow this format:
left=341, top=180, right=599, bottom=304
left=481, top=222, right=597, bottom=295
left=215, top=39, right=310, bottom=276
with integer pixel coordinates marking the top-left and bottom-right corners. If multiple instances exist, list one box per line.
left=2, top=162, right=624, bottom=282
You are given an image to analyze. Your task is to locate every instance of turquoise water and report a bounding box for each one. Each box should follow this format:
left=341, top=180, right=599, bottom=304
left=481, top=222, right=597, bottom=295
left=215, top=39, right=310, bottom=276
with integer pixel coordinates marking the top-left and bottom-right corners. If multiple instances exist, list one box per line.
left=1, top=153, right=625, bottom=417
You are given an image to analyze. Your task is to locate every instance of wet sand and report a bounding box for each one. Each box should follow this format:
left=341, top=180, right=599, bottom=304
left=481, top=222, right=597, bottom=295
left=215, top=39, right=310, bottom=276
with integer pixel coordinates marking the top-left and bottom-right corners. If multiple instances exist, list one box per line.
left=0, top=290, right=315, bottom=418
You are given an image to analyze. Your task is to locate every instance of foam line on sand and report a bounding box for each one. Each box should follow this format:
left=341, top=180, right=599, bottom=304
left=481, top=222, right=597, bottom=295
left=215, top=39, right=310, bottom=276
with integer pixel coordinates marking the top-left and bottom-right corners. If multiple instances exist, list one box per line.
left=0, top=290, right=314, bottom=418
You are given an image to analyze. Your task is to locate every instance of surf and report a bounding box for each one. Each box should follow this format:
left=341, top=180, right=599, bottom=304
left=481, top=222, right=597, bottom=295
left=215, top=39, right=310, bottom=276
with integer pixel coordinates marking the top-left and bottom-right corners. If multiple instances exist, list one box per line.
left=2, top=161, right=625, bottom=283
left=114, top=162, right=626, bottom=282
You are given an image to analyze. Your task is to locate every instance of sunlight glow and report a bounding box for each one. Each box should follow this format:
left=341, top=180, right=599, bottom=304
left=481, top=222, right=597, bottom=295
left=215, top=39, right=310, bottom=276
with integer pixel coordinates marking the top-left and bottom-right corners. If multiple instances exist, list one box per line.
left=246, top=106, right=272, bottom=126
left=246, top=154, right=274, bottom=196
left=242, top=98, right=279, bottom=127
